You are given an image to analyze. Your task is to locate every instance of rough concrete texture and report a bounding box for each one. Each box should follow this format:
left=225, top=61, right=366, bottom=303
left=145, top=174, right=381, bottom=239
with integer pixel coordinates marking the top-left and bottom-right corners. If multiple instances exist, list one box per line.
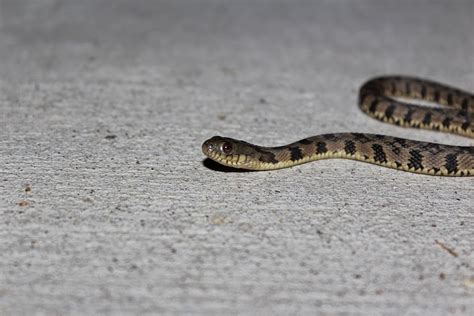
left=0, top=0, right=473, bottom=315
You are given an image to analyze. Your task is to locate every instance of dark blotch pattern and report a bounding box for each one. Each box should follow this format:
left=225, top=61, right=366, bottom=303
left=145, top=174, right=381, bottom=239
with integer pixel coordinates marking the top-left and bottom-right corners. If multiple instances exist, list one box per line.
left=371, top=144, right=387, bottom=163
left=458, top=109, right=468, bottom=117
left=442, top=117, right=452, bottom=128
left=316, top=142, right=328, bottom=154
left=420, top=84, right=427, bottom=98
left=351, top=133, right=372, bottom=143
left=444, top=154, right=458, bottom=174
left=461, top=121, right=470, bottom=131
left=407, top=150, right=424, bottom=170
left=420, top=143, right=445, bottom=156
left=384, top=104, right=396, bottom=119
left=404, top=108, right=416, bottom=123
left=447, top=93, right=453, bottom=106
left=323, top=134, right=338, bottom=141
left=369, top=99, right=379, bottom=113
left=289, top=147, right=304, bottom=161
left=344, top=140, right=356, bottom=155
left=393, top=137, right=408, bottom=147
left=422, top=112, right=432, bottom=125
left=299, top=138, right=313, bottom=145
left=388, top=138, right=408, bottom=155
left=258, top=151, right=279, bottom=164
left=392, top=147, right=401, bottom=155
left=433, top=90, right=440, bottom=102
left=405, top=81, right=411, bottom=95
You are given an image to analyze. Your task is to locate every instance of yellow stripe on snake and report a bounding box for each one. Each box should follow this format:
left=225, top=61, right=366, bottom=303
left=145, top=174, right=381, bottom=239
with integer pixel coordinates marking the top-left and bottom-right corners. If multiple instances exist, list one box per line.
left=202, top=76, right=474, bottom=176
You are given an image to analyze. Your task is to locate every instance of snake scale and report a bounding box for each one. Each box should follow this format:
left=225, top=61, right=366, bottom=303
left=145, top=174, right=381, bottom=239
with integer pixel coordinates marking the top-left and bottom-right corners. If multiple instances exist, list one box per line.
left=202, top=76, right=474, bottom=176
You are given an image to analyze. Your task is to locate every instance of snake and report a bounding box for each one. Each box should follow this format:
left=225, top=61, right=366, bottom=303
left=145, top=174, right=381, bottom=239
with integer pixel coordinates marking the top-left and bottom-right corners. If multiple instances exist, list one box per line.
left=202, top=76, right=474, bottom=176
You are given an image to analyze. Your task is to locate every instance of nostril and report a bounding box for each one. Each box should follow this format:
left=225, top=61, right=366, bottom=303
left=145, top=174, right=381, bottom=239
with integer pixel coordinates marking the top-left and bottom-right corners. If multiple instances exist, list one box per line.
left=207, top=143, right=215, bottom=152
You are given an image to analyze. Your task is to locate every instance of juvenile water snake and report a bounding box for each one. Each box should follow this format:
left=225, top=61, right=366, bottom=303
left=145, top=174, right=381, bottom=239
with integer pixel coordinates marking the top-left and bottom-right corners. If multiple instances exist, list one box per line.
left=202, top=76, right=474, bottom=176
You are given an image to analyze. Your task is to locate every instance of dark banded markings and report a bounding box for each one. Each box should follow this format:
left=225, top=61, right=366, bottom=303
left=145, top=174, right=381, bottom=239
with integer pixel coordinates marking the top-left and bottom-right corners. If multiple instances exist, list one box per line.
left=322, top=134, right=338, bottom=141
left=407, top=150, right=424, bottom=170
left=444, top=154, right=458, bottom=174
left=433, top=90, right=440, bottom=102
left=422, top=112, right=432, bottom=125
left=420, top=84, right=427, bottom=99
left=458, top=108, right=468, bottom=117
left=442, top=117, right=452, bottom=128
left=369, top=99, right=379, bottom=113
left=461, top=121, right=470, bottom=131
left=384, top=104, right=396, bottom=119
left=258, top=151, right=279, bottom=164
left=393, top=137, right=408, bottom=147
left=405, top=81, right=411, bottom=95
left=298, top=138, right=313, bottom=145
left=461, top=98, right=469, bottom=110
left=351, top=133, right=372, bottom=143
left=316, top=142, right=328, bottom=154
left=344, top=140, right=356, bottom=155
left=403, top=108, right=416, bottom=123
left=289, top=147, right=304, bottom=161
left=391, top=147, right=401, bottom=155
left=371, top=144, right=387, bottom=163
left=447, top=93, right=453, bottom=106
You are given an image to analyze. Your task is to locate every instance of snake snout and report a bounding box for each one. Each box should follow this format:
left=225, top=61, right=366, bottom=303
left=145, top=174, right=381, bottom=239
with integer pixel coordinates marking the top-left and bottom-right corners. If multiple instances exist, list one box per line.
left=202, top=140, right=215, bottom=156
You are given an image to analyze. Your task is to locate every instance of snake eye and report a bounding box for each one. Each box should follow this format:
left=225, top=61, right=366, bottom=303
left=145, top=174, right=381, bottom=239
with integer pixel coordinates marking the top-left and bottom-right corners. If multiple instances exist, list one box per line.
left=222, top=142, right=233, bottom=154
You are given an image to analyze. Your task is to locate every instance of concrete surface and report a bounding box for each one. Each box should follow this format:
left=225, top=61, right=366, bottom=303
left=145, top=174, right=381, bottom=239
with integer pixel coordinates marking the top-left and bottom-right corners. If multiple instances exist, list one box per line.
left=0, top=0, right=473, bottom=315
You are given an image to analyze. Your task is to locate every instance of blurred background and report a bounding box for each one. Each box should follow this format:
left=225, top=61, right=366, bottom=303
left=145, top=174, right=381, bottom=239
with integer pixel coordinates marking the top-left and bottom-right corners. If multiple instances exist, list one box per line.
left=1, top=0, right=472, bottom=82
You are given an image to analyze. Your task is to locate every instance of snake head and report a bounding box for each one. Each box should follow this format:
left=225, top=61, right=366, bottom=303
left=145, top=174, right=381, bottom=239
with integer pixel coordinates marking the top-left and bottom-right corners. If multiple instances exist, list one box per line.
left=202, top=136, right=256, bottom=169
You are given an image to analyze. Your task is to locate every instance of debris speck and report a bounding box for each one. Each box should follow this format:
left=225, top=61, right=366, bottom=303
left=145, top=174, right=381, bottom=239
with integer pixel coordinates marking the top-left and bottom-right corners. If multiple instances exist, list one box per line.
left=17, top=200, right=29, bottom=207
left=435, top=240, right=458, bottom=257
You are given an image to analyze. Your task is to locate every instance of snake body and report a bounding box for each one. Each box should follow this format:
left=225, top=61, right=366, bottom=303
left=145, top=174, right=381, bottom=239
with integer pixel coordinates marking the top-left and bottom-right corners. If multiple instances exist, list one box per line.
left=202, top=76, right=474, bottom=176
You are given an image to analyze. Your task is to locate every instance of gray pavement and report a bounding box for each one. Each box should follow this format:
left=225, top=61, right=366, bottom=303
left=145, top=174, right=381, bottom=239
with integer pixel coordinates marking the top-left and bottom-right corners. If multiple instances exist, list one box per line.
left=0, top=0, right=473, bottom=315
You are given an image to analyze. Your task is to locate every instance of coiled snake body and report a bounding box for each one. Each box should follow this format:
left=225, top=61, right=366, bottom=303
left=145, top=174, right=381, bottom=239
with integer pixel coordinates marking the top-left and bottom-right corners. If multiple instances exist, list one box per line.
left=202, top=76, right=473, bottom=176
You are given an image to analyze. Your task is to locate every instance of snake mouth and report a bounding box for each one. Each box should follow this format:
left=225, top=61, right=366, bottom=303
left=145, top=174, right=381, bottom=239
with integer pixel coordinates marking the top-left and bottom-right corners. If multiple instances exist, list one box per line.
left=205, top=152, right=250, bottom=169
